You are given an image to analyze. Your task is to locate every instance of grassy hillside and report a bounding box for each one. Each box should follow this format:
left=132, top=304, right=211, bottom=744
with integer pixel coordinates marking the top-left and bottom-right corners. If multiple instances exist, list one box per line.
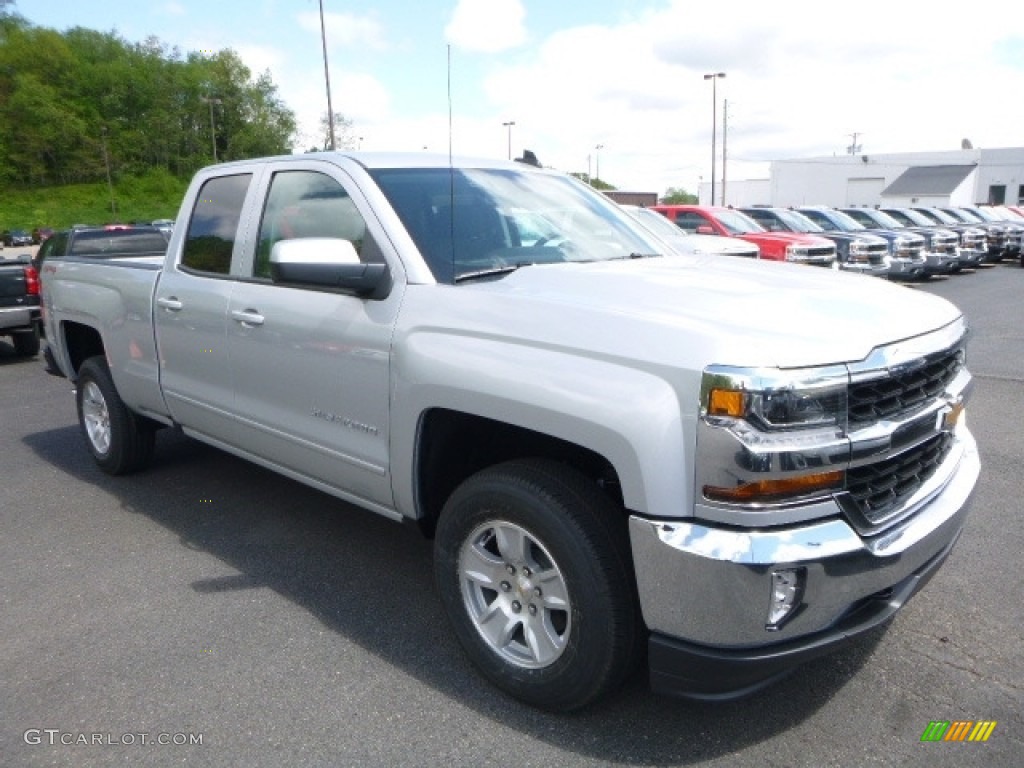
left=0, top=169, right=189, bottom=232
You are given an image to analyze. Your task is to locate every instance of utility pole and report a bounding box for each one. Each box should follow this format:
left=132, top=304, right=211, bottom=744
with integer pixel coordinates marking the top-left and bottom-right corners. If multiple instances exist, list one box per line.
left=200, top=96, right=221, bottom=162
left=99, top=126, right=117, bottom=219
left=722, top=98, right=728, bottom=206
left=319, top=0, right=336, bottom=150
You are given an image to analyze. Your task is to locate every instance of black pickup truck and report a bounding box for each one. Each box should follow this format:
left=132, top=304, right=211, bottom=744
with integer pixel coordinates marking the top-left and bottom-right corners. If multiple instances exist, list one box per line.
left=0, top=254, right=42, bottom=356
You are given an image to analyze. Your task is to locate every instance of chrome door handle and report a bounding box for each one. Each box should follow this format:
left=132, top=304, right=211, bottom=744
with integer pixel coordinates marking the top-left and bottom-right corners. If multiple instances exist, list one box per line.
left=231, top=309, right=265, bottom=327
left=157, top=296, right=183, bottom=311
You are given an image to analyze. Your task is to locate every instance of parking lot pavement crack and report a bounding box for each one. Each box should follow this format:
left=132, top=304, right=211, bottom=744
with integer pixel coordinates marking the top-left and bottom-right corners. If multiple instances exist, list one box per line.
left=902, top=643, right=1023, bottom=696
left=973, top=372, right=1024, bottom=384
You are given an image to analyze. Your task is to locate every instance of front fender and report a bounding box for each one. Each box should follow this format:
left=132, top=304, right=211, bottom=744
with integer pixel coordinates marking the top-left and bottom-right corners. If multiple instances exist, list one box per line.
left=390, top=331, right=692, bottom=519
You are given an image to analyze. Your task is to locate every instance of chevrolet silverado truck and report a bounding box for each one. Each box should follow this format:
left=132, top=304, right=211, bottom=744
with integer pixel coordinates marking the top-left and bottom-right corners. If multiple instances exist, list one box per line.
left=42, top=152, right=980, bottom=711
left=0, top=254, right=42, bottom=356
left=650, top=204, right=838, bottom=267
left=797, top=206, right=934, bottom=279
left=739, top=206, right=891, bottom=278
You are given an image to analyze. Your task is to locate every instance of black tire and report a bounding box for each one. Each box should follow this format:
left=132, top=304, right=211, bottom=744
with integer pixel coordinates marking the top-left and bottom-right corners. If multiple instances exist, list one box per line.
left=12, top=325, right=40, bottom=357
left=75, top=356, right=155, bottom=475
left=434, top=459, right=642, bottom=711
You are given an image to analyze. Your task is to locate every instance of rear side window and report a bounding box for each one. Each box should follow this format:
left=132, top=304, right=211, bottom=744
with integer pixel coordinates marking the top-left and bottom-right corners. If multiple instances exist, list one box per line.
left=181, top=174, right=252, bottom=275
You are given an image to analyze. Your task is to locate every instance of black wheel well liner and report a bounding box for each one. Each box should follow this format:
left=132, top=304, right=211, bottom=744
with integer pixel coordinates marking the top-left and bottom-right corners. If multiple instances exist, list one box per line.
left=414, top=408, right=624, bottom=536
left=61, top=321, right=105, bottom=378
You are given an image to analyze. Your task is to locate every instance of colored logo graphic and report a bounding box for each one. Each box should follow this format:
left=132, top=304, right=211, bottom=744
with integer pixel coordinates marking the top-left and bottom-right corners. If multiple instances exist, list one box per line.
left=920, top=721, right=997, bottom=742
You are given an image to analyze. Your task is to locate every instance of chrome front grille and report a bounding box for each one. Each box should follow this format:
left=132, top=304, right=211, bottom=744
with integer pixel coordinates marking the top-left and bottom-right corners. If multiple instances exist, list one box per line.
left=848, top=347, right=964, bottom=428
left=845, top=432, right=954, bottom=523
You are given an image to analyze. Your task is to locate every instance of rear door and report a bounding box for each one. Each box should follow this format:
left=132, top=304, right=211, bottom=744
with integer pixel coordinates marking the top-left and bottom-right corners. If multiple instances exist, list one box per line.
left=225, top=161, right=404, bottom=510
left=155, top=170, right=261, bottom=443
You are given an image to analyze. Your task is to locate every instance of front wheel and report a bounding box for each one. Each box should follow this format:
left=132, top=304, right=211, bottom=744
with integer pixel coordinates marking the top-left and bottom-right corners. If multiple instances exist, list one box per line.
left=76, top=356, right=155, bottom=475
left=434, top=459, right=641, bottom=711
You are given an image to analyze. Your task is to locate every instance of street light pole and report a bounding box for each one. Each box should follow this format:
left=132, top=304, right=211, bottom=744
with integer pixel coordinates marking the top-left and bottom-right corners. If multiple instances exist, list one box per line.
left=200, top=96, right=221, bottom=162
left=319, top=0, right=336, bottom=150
left=703, top=72, right=726, bottom=205
left=502, top=121, right=515, bottom=160
left=594, top=144, right=604, bottom=186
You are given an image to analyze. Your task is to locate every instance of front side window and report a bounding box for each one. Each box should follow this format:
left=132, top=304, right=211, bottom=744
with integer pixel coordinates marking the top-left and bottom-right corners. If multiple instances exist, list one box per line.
left=672, top=211, right=709, bottom=233
left=254, top=170, right=371, bottom=279
left=181, top=173, right=252, bottom=275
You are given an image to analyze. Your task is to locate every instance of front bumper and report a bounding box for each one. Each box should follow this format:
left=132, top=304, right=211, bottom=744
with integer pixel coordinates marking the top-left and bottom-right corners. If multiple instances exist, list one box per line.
left=629, top=427, right=979, bottom=699
left=886, top=255, right=927, bottom=279
left=923, top=250, right=959, bottom=274
left=838, top=260, right=889, bottom=278
left=956, top=247, right=986, bottom=268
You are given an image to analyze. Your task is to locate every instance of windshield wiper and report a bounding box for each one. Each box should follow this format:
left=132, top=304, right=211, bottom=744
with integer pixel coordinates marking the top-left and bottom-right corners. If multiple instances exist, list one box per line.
left=610, top=252, right=662, bottom=260
left=454, top=262, right=532, bottom=283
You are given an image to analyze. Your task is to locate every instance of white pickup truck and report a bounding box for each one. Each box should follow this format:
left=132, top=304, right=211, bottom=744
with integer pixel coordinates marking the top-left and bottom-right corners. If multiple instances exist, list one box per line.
left=42, top=152, right=980, bottom=711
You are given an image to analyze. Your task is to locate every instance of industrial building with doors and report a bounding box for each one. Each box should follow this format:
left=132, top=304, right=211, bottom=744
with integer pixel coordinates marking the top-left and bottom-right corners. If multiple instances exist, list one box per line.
left=703, top=146, right=1024, bottom=209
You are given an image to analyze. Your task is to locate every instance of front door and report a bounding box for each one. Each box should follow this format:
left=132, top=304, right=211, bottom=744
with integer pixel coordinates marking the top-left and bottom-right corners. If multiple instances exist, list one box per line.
left=226, top=165, right=402, bottom=510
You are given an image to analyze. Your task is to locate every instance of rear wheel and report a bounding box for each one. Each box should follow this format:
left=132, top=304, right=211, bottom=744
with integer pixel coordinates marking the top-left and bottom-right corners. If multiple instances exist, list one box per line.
left=434, top=459, right=641, bottom=711
left=76, top=356, right=155, bottom=474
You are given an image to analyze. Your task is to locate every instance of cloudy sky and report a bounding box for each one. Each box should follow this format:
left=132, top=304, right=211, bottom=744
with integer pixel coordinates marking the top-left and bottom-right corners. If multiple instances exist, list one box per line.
left=20, top=0, right=1024, bottom=195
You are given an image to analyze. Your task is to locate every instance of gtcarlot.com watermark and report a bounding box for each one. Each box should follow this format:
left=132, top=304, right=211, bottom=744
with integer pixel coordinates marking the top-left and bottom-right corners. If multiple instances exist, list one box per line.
left=24, top=728, right=203, bottom=747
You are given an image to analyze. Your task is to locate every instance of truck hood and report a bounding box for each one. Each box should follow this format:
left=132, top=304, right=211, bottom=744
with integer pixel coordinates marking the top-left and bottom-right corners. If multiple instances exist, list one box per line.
left=669, top=234, right=759, bottom=257
left=738, top=231, right=833, bottom=248
left=460, top=255, right=961, bottom=369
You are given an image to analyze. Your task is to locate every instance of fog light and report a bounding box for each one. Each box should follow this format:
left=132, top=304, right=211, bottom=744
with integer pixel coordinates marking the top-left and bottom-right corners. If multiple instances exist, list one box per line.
left=766, top=568, right=805, bottom=630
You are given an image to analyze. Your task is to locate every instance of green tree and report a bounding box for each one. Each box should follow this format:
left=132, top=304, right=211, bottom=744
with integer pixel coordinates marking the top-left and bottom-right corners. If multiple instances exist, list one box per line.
left=0, top=16, right=297, bottom=188
left=661, top=186, right=697, bottom=204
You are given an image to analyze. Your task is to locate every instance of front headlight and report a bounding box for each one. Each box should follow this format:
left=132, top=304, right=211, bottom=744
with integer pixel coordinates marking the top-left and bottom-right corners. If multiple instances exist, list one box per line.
left=699, top=365, right=850, bottom=506
left=704, top=370, right=847, bottom=431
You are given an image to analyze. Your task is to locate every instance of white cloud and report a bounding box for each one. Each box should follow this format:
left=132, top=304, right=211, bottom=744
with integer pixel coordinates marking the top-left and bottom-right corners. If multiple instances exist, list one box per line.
left=445, top=0, right=526, bottom=53
left=296, top=10, right=389, bottom=51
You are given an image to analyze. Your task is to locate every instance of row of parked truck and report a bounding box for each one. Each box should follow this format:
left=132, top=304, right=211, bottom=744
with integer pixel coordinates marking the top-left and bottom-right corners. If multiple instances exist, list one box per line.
left=641, top=202, right=1024, bottom=278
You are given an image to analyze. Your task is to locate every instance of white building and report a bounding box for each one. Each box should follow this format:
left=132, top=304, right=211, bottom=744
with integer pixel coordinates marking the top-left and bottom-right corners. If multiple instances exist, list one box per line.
left=704, top=147, right=1024, bottom=208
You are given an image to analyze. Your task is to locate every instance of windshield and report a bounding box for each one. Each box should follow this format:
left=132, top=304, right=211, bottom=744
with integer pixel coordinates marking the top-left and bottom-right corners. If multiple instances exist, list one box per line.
left=773, top=208, right=824, bottom=232
left=967, top=207, right=999, bottom=223
left=917, top=207, right=955, bottom=225
left=891, top=208, right=935, bottom=226
left=807, top=208, right=866, bottom=232
left=851, top=208, right=903, bottom=229
left=945, top=208, right=981, bottom=223
left=625, top=206, right=687, bottom=239
left=714, top=209, right=765, bottom=235
left=369, top=167, right=660, bottom=283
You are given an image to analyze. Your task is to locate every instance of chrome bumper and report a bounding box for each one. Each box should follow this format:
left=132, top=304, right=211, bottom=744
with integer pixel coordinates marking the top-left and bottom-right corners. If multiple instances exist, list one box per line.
left=887, top=255, right=927, bottom=278
left=0, top=304, right=39, bottom=331
left=629, top=427, right=978, bottom=649
left=923, top=250, right=959, bottom=274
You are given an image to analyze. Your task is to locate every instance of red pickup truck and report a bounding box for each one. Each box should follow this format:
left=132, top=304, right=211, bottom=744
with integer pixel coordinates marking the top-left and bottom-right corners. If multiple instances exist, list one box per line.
left=651, top=205, right=838, bottom=267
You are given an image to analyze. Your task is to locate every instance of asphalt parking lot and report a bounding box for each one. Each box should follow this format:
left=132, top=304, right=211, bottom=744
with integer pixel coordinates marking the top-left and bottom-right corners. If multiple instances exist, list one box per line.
left=2, top=260, right=1022, bottom=767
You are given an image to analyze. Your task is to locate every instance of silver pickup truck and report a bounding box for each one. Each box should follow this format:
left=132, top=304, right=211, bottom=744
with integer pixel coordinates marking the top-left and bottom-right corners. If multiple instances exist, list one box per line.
left=42, top=152, right=980, bottom=711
